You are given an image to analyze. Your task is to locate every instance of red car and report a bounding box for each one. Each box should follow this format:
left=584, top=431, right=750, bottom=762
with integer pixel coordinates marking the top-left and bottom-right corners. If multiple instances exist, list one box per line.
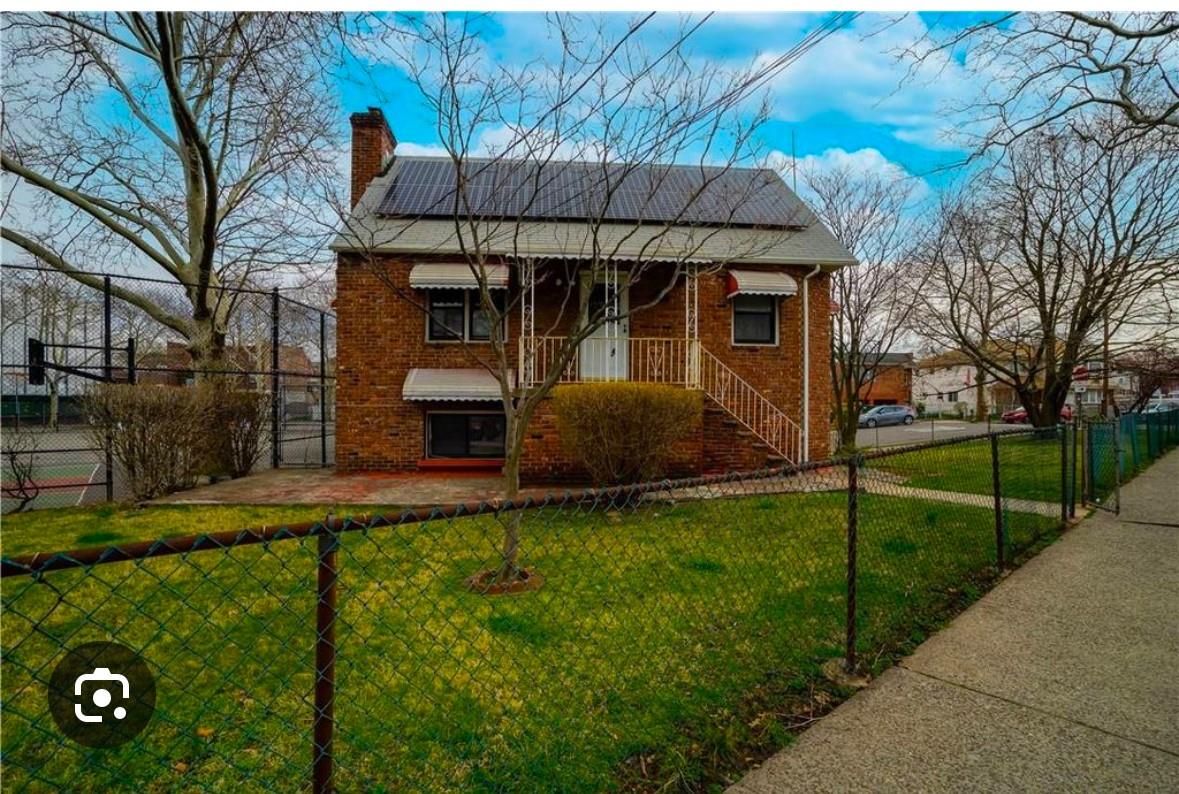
left=1001, top=405, right=1073, bottom=424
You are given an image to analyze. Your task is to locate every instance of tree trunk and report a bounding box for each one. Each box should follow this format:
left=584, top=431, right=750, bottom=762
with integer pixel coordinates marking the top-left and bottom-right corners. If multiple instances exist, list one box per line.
left=47, top=379, right=60, bottom=431
left=187, top=315, right=227, bottom=376
left=495, top=415, right=526, bottom=583
left=974, top=365, right=988, bottom=419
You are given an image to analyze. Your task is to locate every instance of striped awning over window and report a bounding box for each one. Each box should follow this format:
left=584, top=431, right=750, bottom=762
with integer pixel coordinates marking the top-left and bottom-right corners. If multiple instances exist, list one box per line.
left=408, top=263, right=509, bottom=290
left=726, top=269, right=798, bottom=298
left=402, top=368, right=505, bottom=402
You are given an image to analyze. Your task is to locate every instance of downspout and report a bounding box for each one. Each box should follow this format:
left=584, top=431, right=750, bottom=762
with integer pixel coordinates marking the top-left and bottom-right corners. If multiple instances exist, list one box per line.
left=801, top=264, right=822, bottom=462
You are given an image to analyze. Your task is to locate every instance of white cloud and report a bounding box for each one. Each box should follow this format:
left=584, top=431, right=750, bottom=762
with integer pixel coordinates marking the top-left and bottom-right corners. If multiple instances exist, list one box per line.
left=769, top=146, right=931, bottom=201
left=395, top=141, right=450, bottom=158
left=761, top=14, right=984, bottom=151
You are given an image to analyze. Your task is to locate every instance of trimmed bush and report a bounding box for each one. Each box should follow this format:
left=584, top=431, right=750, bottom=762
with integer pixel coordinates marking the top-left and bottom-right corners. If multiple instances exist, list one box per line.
left=84, top=384, right=208, bottom=501
left=197, top=381, right=270, bottom=479
left=553, top=383, right=702, bottom=485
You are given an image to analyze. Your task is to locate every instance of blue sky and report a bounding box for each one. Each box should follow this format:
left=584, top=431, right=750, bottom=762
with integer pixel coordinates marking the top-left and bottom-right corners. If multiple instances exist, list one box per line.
left=334, top=12, right=1006, bottom=194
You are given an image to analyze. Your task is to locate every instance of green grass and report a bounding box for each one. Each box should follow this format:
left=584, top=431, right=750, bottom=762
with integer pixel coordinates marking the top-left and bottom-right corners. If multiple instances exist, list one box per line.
left=0, top=502, right=387, bottom=558
left=0, top=490, right=1060, bottom=791
left=875, top=433, right=1065, bottom=502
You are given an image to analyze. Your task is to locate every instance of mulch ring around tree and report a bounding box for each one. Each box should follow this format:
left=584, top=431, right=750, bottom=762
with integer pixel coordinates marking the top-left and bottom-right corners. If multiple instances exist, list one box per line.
left=464, top=567, right=546, bottom=595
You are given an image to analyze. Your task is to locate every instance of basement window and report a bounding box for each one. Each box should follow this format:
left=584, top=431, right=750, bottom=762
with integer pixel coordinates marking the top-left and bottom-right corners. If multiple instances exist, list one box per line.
left=426, top=412, right=506, bottom=458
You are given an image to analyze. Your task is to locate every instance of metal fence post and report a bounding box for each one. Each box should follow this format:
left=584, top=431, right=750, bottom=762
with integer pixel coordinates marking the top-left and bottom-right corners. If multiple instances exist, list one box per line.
left=271, top=288, right=281, bottom=470
left=1112, top=415, right=1121, bottom=516
left=127, top=338, right=137, bottom=385
left=313, top=520, right=339, bottom=794
left=103, top=276, right=114, bottom=502
left=845, top=454, right=859, bottom=673
left=319, top=311, right=328, bottom=468
left=1060, top=423, right=1068, bottom=524
left=1071, top=418, right=1079, bottom=517
left=991, top=434, right=1004, bottom=570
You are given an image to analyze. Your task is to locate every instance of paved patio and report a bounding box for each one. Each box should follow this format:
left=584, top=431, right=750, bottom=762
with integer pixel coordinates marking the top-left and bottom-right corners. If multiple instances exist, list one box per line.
left=152, top=468, right=537, bottom=507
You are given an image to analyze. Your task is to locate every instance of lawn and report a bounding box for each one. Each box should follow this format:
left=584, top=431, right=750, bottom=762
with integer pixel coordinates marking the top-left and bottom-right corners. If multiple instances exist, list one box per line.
left=874, top=432, right=1067, bottom=503
left=0, top=502, right=384, bottom=558
left=0, top=489, right=1060, bottom=792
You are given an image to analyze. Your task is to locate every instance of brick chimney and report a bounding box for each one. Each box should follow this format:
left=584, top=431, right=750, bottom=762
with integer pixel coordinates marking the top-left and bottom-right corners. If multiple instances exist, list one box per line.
left=349, top=107, right=396, bottom=208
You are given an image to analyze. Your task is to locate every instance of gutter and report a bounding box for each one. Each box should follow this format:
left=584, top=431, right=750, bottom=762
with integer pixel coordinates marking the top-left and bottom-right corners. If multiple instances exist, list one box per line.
left=801, top=264, right=822, bottom=462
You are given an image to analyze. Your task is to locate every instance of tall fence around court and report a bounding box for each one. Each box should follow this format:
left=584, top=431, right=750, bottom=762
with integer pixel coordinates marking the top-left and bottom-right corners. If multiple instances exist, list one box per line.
left=1, top=264, right=335, bottom=510
left=4, top=426, right=1144, bottom=792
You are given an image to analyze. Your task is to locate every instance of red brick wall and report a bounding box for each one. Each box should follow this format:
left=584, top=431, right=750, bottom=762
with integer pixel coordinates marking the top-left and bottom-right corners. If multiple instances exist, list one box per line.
left=349, top=108, right=395, bottom=208
left=335, top=255, right=835, bottom=477
left=859, top=365, right=913, bottom=406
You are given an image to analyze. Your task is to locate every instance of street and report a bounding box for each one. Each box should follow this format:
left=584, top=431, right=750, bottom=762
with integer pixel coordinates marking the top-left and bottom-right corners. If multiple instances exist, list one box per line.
left=856, top=419, right=1000, bottom=449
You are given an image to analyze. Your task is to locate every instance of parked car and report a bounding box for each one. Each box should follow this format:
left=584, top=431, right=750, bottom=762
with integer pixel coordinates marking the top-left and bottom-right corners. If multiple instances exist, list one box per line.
left=858, top=404, right=917, bottom=428
left=1144, top=400, right=1179, bottom=414
left=1001, top=405, right=1074, bottom=424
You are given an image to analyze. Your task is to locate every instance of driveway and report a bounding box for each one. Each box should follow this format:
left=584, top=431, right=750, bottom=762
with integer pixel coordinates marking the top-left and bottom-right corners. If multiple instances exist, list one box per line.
left=856, top=419, right=999, bottom=448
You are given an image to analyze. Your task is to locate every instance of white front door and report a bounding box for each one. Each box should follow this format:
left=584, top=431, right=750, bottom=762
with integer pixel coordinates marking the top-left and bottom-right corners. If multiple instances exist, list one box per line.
left=579, top=271, right=629, bottom=380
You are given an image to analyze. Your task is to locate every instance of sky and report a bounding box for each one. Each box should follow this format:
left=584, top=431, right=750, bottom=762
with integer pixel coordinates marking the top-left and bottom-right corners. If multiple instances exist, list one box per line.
left=332, top=11, right=1005, bottom=197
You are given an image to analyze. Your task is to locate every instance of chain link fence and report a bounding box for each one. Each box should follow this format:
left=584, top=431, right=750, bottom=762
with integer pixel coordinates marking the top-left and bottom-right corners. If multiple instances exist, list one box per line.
left=1, top=265, right=335, bottom=511
left=1, top=427, right=1107, bottom=791
left=1084, top=408, right=1179, bottom=512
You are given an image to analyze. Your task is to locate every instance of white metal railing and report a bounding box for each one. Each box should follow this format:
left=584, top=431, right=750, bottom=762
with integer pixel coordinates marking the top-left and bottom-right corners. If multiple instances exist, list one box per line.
left=697, top=346, right=803, bottom=465
left=521, top=336, right=695, bottom=386
left=519, top=335, right=803, bottom=464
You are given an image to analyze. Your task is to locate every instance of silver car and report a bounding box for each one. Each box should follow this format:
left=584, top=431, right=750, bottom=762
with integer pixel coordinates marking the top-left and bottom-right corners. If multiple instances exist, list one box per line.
left=858, top=404, right=917, bottom=428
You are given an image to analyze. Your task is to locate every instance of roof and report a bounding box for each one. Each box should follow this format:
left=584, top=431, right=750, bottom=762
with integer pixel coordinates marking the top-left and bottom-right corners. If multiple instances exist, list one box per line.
left=726, top=269, right=798, bottom=298
left=409, top=263, right=509, bottom=290
left=332, top=156, right=857, bottom=267
left=863, top=352, right=914, bottom=368
left=402, top=368, right=504, bottom=402
left=376, top=157, right=807, bottom=228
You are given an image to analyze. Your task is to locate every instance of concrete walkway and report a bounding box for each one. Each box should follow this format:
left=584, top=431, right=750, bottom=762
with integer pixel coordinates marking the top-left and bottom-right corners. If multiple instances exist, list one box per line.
left=731, top=450, right=1179, bottom=793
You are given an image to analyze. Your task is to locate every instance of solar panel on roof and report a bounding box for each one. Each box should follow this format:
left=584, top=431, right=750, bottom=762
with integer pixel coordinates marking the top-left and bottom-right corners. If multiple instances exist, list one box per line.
left=375, top=158, right=809, bottom=229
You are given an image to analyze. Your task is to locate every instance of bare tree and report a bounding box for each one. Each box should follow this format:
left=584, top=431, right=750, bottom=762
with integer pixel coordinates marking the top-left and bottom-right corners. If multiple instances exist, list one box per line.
left=1116, top=348, right=1179, bottom=412
left=2, top=429, right=41, bottom=513
left=906, top=12, right=1179, bottom=153
left=917, top=121, right=1179, bottom=426
left=331, top=13, right=857, bottom=583
left=802, top=163, right=923, bottom=450
left=1, top=12, right=344, bottom=368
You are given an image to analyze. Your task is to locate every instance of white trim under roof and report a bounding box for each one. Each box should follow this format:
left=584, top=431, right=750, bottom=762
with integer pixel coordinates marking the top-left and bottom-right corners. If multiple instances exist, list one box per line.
left=726, top=268, right=798, bottom=298
left=409, top=263, right=510, bottom=290
left=402, top=368, right=505, bottom=402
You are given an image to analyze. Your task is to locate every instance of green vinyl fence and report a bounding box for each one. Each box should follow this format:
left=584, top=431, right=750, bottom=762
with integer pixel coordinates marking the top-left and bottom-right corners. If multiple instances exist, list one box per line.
left=1086, top=408, right=1179, bottom=507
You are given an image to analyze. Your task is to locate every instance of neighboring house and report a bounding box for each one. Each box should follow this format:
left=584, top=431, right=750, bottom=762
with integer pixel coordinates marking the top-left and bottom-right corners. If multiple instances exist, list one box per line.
left=914, top=351, right=1000, bottom=417
left=330, top=108, right=857, bottom=482
left=857, top=352, right=914, bottom=407
left=1072, top=362, right=1139, bottom=415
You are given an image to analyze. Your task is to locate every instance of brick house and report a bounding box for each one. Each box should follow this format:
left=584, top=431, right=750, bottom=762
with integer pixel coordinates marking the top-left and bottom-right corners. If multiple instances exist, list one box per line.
left=857, top=352, right=914, bottom=407
left=331, top=108, right=856, bottom=482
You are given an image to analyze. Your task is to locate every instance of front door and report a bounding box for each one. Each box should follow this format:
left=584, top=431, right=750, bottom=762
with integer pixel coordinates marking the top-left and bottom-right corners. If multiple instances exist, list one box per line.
left=579, top=272, right=629, bottom=380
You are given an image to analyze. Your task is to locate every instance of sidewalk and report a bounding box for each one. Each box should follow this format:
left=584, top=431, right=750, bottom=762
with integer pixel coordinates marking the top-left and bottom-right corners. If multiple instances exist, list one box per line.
left=731, top=450, right=1179, bottom=793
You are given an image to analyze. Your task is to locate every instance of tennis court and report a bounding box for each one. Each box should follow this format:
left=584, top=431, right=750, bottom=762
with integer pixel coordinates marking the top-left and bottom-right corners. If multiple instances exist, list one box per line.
left=1, top=457, right=104, bottom=511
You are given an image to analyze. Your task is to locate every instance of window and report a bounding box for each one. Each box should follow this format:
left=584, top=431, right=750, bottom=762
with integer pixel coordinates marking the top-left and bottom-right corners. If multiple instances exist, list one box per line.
left=428, top=290, right=505, bottom=342
left=732, top=295, right=777, bottom=345
left=427, top=413, right=506, bottom=458
left=946, top=391, right=959, bottom=403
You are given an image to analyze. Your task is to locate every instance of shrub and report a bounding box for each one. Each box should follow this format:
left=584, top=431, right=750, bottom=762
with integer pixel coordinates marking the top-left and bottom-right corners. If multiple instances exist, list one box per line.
left=197, top=381, right=270, bottom=479
left=84, top=384, right=208, bottom=501
left=553, top=383, right=702, bottom=485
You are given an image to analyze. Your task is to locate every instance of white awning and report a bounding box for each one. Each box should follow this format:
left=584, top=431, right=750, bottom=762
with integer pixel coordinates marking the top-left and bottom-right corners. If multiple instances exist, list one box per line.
left=402, top=368, right=505, bottom=402
left=726, top=269, right=798, bottom=298
left=409, top=262, right=509, bottom=290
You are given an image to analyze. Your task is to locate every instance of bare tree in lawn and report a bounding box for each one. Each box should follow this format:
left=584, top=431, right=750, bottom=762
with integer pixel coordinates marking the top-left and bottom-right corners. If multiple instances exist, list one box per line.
left=332, top=13, right=856, bottom=583
left=1, top=12, right=344, bottom=370
left=905, top=12, right=1179, bottom=153
left=801, top=162, right=924, bottom=450
left=917, top=120, right=1179, bottom=427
